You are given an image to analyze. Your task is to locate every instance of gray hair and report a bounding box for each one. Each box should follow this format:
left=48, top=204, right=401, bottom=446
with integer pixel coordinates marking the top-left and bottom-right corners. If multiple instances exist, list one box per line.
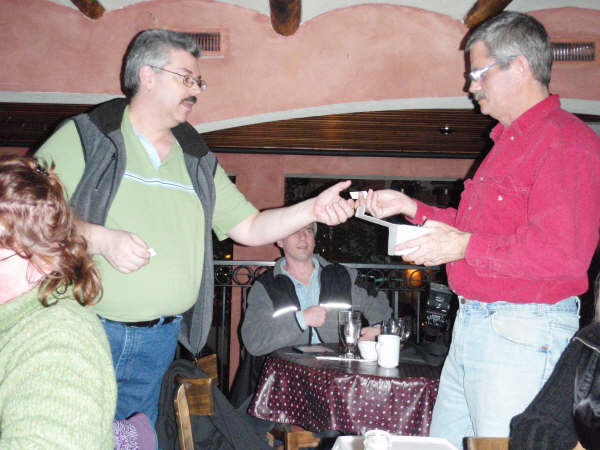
left=122, top=29, right=201, bottom=98
left=465, top=11, right=552, bottom=87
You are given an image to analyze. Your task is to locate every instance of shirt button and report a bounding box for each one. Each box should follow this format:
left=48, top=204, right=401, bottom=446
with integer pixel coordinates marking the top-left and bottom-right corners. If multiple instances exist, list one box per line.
left=422, top=216, right=427, bottom=221
left=510, top=136, right=515, bottom=141
left=479, top=176, right=484, bottom=181
left=468, top=205, right=473, bottom=210
left=498, top=195, right=503, bottom=201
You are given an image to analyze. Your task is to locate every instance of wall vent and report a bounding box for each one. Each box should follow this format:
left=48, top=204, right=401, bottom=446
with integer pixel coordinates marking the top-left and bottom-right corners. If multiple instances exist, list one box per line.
left=551, top=42, right=595, bottom=62
left=186, top=29, right=227, bottom=59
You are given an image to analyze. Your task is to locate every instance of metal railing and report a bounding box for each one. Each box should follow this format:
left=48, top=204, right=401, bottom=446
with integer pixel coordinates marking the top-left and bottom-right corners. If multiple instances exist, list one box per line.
left=209, top=260, right=442, bottom=392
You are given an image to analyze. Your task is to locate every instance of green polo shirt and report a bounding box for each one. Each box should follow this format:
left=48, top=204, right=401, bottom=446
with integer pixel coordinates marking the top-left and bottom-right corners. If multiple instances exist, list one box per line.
left=36, top=108, right=257, bottom=321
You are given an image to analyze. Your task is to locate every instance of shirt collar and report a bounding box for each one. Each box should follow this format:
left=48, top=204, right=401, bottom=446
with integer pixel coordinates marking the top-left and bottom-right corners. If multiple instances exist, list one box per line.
left=124, top=107, right=181, bottom=170
left=490, top=94, right=561, bottom=143
left=281, top=255, right=320, bottom=287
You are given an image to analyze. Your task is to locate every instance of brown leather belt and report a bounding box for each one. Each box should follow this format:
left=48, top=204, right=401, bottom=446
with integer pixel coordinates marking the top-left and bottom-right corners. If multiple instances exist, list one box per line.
left=106, top=316, right=177, bottom=328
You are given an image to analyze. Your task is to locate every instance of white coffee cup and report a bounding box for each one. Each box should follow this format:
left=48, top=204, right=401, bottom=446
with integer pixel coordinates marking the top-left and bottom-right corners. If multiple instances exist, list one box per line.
left=363, top=429, right=392, bottom=450
left=376, top=335, right=400, bottom=368
left=358, top=340, right=378, bottom=361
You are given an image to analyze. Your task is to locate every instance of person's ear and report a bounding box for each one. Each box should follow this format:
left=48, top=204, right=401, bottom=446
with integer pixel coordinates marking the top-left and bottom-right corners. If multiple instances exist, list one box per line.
left=139, top=65, right=156, bottom=91
left=512, top=55, right=530, bottom=79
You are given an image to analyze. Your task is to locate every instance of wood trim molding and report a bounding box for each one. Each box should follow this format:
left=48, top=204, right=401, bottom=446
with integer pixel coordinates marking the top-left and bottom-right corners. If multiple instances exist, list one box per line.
left=1, top=102, right=597, bottom=158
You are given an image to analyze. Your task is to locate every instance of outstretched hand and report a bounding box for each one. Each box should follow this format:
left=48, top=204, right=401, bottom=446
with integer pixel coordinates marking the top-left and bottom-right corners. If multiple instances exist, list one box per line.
left=312, top=180, right=355, bottom=225
left=363, top=189, right=417, bottom=220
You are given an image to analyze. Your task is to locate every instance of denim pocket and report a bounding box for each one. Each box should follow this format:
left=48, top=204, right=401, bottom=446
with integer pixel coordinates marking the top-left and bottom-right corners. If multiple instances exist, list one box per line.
left=490, top=311, right=551, bottom=352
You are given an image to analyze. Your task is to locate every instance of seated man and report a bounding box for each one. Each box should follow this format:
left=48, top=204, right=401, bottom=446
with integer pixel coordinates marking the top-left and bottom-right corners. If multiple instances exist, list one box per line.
left=241, top=223, right=391, bottom=356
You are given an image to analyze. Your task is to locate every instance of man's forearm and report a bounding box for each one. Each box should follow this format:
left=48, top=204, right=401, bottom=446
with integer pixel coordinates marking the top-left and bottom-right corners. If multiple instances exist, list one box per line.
left=75, top=218, right=104, bottom=255
left=74, top=219, right=151, bottom=273
left=227, top=198, right=316, bottom=246
left=227, top=180, right=353, bottom=246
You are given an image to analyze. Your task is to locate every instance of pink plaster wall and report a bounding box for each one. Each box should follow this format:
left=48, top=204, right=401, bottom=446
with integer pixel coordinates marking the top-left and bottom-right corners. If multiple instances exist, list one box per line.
left=531, top=8, right=600, bottom=100
left=2, top=2, right=597, bottom=123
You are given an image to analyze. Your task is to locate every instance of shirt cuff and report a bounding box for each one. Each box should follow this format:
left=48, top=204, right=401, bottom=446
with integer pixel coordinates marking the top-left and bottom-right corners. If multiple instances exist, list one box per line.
left=409, top=201, right=436, bottom=225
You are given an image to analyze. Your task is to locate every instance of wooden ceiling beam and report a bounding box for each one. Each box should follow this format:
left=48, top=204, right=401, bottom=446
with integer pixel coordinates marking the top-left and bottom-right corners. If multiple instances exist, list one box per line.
left=70, top=0, right=105, bottom=20
left=270, top=0, right=301, bottom=36
left=464, top=0, right=512, bottom=29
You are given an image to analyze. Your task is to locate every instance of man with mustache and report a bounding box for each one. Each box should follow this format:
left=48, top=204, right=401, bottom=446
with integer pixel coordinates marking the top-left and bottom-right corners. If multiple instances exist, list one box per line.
left=363, top=12, right=600, bottom=448
left=36, top=29, right=354, bottom=426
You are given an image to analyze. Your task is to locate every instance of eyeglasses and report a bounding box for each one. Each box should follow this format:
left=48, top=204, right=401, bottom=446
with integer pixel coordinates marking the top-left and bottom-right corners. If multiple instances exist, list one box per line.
left=0, top=252, right=16, bottom=262
left=468, top=56, right=518, bottom=82
left=150, top=66, right=207, bottom=91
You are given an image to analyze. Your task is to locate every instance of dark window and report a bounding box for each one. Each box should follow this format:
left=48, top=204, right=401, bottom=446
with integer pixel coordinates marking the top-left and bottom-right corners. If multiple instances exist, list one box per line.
left=285, top=177, right=463, bottom=263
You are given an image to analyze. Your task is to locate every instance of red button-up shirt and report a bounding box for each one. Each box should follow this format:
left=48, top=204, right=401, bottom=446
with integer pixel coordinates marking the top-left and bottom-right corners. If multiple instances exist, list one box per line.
left=412, top=95, right=600, bottom=303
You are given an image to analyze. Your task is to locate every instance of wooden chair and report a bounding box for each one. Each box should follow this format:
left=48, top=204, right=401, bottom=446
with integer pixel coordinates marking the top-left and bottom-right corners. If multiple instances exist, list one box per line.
left=268, top=426, right=321, bottom=450
left=174, top=354, right=219, bottom=450
left=465, top=437, right=585, bottom=450
left=174, top=353, right=320, bottom=450
left=465, top=437, right=509, bottom=450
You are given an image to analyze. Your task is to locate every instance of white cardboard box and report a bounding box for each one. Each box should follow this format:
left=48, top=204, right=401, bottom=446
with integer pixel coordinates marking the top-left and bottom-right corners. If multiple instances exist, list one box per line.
left=332, top=435, right=459, bottom=450
left=354, top=206, right=431, bottom=256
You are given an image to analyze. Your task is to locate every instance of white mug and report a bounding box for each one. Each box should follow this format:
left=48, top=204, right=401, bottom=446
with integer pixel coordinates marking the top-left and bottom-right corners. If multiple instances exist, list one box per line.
left=363, top=429, right=392, bottom=450
left=358, top=340, right=378, bottom=361
left=376, top=335, right=400, bottom=368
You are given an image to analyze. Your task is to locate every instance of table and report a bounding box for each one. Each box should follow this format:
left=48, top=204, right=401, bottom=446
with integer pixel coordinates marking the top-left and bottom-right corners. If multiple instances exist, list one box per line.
left=248, top=345, right=441, bottom=436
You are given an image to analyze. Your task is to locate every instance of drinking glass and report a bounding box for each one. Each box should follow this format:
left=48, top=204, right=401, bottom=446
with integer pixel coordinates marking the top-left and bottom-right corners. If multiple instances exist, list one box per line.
left=338, top=310, right=362, bottom=359
left=381, top=317, right=412, bottom=344
left=398, top=316, right=412, bottom=344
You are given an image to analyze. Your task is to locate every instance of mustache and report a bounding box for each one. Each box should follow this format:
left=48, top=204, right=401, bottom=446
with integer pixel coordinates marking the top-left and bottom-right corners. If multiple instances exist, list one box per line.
left=181, top=96, right=197, bottom=104
left=473, top=92, right=487, bottom=101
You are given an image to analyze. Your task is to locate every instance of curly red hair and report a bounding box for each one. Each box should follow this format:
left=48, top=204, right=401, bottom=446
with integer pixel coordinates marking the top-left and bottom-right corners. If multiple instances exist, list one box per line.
left=0, top=155, right=102, bottom=306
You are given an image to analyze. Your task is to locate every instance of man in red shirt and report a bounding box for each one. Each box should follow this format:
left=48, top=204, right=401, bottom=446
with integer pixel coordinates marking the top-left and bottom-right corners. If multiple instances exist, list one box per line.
left=364, top=11, right=600, bottom=448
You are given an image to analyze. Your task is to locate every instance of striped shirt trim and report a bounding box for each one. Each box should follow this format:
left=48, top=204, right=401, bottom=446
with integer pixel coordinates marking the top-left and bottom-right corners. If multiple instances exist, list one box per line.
left=123, top=171, right=196, bottom=194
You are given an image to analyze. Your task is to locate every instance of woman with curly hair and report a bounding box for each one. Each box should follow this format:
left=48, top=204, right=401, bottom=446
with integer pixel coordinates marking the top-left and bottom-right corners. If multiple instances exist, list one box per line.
left=0, top=155, right=116, bottom=448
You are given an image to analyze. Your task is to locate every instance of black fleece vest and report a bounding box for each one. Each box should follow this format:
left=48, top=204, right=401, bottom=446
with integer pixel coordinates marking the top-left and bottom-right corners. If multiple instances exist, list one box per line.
left=66, top=97, right=217, bottom=357
left=257, top=262, right=353, bottom=315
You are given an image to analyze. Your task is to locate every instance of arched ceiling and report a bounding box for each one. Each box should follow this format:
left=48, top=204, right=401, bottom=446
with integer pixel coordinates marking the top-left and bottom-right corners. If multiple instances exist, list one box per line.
left=47, top=0, right=600, bottom=22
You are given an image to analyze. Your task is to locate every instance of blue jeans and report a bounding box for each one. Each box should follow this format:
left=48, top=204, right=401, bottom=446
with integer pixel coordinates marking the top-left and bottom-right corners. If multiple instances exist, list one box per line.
left=101, top=316, right=182, bottom=425
left=429, top=296, right=579, bottom=449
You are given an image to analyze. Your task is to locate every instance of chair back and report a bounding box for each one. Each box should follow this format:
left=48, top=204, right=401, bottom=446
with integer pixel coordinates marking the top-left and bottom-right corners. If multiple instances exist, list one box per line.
left=174, top=354, right=218, bottom=450
left=465, top=437, right=508, bottom=450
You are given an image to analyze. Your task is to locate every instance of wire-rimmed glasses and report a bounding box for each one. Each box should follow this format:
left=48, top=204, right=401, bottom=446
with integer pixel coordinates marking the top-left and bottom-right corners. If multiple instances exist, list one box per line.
left=0, top=251, right=17, bottom=262
left=150, top=65, right=207, bottom=91
left=468, top=55, right=518, bottom=82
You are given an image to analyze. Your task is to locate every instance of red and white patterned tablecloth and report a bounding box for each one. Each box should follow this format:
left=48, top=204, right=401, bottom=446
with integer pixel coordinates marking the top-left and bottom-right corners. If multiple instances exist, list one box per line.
left=248, top=348, right=440, bottom=435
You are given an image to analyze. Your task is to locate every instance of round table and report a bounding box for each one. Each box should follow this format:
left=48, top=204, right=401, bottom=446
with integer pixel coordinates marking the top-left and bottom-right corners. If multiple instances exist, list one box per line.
left=248, top=345, right=441, bottom=435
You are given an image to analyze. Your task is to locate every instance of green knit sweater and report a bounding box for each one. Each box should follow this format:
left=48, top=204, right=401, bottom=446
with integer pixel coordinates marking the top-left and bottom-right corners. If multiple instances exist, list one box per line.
left=0, top=288, right=117, bottom=449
